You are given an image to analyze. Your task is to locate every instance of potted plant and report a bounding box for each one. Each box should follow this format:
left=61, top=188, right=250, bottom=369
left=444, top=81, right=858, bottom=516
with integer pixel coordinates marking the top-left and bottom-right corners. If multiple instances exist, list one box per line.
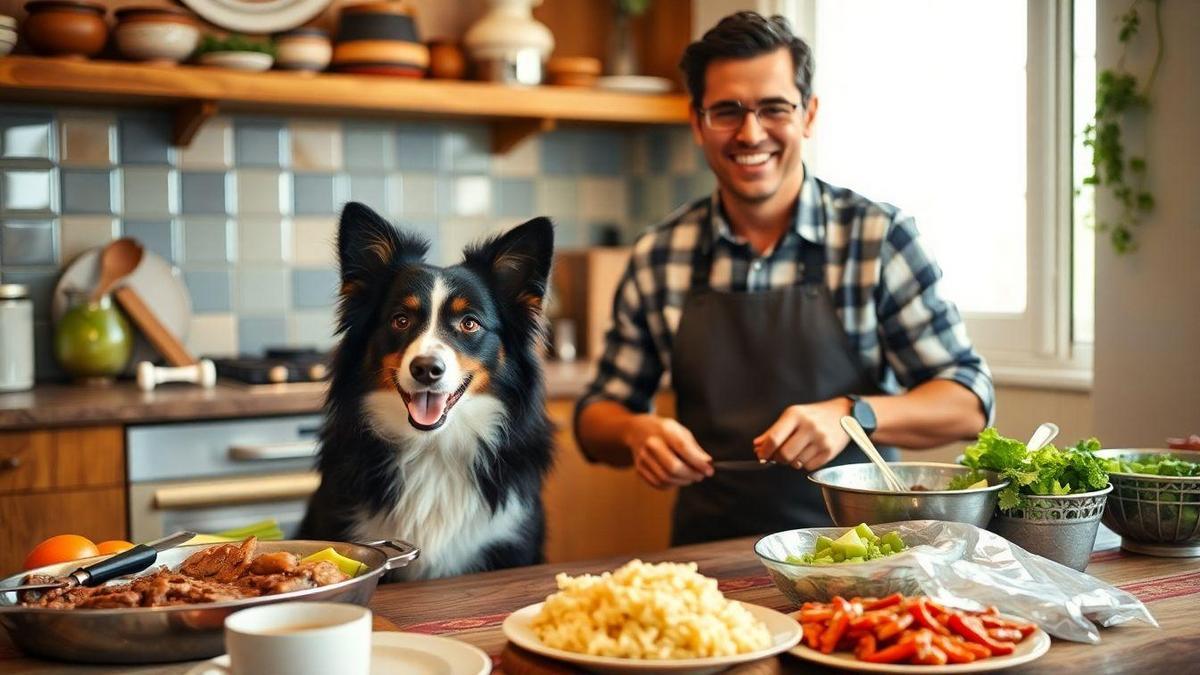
left=958, top=428, right=1112, bottom=571
left=195, top=33, right=276, bottom=72
left=608, top=0, right=650, bottom=76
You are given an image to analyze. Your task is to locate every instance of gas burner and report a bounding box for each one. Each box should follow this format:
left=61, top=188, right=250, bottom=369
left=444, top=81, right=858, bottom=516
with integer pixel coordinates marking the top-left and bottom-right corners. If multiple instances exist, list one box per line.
left=210, top=347, right=330, bottom=385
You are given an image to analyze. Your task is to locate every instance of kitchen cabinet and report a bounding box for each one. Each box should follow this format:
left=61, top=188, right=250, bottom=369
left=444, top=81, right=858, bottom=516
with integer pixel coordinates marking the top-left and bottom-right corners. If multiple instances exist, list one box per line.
left=0, top=426, right=126, bottom=574
left=542, top=396, right=676, bottom=562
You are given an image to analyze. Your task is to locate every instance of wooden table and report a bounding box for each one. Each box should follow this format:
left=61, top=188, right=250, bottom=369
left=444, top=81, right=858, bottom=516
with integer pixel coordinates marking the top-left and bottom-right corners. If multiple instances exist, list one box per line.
left=2, top=537, right=1196, bottom=673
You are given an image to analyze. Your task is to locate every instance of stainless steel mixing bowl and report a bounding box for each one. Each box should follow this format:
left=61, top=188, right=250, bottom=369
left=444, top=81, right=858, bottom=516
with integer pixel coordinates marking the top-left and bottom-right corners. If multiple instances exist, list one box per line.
left=808, top=462, right=1007, bottom=528
left=1096, top=448, right=1200, bottom=557
left=0, top=539, right=418, bottom=664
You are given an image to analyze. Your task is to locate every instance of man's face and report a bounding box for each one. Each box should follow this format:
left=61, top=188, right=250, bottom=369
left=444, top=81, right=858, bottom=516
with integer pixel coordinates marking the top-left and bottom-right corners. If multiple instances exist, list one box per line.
left=691, top=48, right=817, bottom=206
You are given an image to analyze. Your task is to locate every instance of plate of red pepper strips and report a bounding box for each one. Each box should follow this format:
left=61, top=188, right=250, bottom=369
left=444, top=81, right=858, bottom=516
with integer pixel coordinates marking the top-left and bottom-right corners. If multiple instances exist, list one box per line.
left=789, top=593, right=1050, bottom=672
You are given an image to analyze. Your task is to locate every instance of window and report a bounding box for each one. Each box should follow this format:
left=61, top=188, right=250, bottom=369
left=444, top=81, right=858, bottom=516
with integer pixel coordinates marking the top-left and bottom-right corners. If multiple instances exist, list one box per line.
left=795, top=0, right=1090, bottom=387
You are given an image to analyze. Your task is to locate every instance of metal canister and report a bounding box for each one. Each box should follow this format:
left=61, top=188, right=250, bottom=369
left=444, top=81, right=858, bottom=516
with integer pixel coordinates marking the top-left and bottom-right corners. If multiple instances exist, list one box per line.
left=0, top=283, right=34, bottom=391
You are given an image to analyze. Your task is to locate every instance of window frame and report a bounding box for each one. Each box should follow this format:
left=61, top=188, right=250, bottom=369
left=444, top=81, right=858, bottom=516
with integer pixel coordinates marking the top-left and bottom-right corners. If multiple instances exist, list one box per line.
left=788, top=0, right=1090, bottom=390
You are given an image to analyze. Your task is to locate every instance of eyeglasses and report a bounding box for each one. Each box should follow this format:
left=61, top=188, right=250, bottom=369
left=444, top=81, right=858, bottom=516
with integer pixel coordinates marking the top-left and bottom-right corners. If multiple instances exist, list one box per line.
left=698, top=100, right=801, bottom=131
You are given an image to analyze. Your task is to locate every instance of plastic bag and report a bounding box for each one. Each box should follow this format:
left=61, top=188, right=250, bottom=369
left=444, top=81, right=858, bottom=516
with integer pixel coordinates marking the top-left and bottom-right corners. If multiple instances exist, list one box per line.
left=756, top=520, right=1156, bottom=643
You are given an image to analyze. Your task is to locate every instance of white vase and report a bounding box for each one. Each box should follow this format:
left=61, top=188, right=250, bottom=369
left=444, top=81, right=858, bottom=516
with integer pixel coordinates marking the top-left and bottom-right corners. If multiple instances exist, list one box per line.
left=463, top=0, right=555, bottom=85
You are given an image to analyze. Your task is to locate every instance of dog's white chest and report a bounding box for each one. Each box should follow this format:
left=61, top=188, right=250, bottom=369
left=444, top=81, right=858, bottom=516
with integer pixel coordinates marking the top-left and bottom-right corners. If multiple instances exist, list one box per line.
left=355, top=391, right=526, bottom=579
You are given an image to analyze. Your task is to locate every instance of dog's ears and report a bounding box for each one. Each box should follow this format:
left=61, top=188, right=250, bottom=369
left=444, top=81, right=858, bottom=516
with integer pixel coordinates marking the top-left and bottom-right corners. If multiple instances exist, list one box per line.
left=466, top=217, right=555, bottom=312
left=336, top=202, right=427, bottom=297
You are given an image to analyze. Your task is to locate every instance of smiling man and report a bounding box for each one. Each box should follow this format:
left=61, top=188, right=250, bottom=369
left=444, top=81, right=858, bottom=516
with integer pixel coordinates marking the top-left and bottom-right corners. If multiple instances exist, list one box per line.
left=574, top=12, right=995, bottom=545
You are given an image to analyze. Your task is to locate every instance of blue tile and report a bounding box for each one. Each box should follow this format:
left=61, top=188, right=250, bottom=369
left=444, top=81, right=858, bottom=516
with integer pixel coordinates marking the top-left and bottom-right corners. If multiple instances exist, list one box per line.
left=118, top=115, right=172, bottom=165
left=673, top=175, right=703, bottom=209
left=346, top=174, right=388, bottom=212
left=3, top=170, right=54, bottom=211
left=628, top=178, right=644, bottom=219
left=1, top=113, right=53, bottom=159
left=122, top=167, right=177, bottom=216
left=495, top=178, right=535, bottom=218
left=234, top=118, right=286, bottom=167
left=293, top=173, right=339, bottom=215
left=183, top=269, right=232, bottom=312
left=400, top=220, right=440, bottom=263
left=1, top=220, right=57, bottom=266
left=238, top=316, right=287, bottom=355
left=291, top=268, right=339, bottom=309
left=182, top=216, right=232, bottom=263
left=3, top=269, right=56, bottom=320
left=122, top=220, right=176, bottom=262
left=396, top=123, right=441, bottom=171
left=343, top=124, right=393, bottom=170
left=581, top=130, right=626, bottom=175
left=237, top=267, right=287, bottom=311
left=553, top=219, right=583, bottom=248
left=539, top=130, right=582, bottom=175
left=180, top=172, right=230, bottom=214
left=646, top=129, right=671, bottom=173
left=60, top=169, right=115, bottom=214
left=398, top=173, right=439, bottom=217
left=444, top=124, right=490, bottom=173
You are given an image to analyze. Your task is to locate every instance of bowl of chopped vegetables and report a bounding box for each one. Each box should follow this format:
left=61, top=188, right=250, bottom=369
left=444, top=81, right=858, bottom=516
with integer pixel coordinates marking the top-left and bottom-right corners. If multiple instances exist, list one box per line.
left=755, top=522, right=965, bottom=605
left=808, top=462, right=1007, bottom=529
left=1096, top=448, right=1200, bottom=557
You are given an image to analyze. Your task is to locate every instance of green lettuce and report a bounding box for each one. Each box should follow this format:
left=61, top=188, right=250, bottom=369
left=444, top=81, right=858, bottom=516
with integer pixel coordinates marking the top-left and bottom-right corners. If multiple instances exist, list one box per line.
left=961, top=428, right=1109, bottom=511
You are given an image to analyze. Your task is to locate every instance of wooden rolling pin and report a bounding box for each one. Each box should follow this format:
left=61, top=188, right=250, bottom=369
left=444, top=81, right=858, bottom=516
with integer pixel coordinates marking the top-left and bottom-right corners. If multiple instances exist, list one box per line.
left=113, top=286, right=197, bottom=367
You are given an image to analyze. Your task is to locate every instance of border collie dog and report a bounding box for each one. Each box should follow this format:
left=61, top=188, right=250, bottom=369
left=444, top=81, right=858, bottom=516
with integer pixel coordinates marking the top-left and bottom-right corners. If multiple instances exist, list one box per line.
left=298, top=202, right=555, bottom=580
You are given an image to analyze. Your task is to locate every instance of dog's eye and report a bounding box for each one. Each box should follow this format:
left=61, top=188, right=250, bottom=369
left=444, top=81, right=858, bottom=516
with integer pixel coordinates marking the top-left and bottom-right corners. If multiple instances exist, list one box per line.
left=391, top=313, right=410, bottom=331
left=460, top=317, right=481, bottom=333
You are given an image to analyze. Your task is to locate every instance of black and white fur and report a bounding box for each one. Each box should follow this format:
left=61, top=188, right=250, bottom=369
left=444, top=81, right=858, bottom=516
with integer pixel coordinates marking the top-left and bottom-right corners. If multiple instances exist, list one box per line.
left=298, top=202, right=555, bottom=580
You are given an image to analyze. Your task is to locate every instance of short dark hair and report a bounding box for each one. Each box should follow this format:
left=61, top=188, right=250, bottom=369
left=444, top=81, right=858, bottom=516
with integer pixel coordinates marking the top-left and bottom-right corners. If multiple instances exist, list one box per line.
left=679, top=11, right=814, bottom=110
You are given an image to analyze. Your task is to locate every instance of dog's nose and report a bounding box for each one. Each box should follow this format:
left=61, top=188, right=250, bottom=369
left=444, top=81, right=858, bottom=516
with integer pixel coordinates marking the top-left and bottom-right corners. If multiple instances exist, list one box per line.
left=409, top=355, right=445, bottom=385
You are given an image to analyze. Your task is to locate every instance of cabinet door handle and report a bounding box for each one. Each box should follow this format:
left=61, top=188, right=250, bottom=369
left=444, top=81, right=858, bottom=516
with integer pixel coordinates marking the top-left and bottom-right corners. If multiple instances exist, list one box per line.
left=0, top=457, right=21, bottom=470
left=153, top=473, right=321, bottom=509
left=228, top=441, right=318, bottom=461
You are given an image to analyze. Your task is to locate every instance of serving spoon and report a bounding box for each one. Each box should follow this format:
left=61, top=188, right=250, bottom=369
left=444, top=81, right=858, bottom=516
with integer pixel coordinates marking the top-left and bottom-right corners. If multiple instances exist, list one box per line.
left=1026, top=422, right=1060, bottom=452
left=88, top=237, right=144, bottom=304
left=840, top=415, right=908, bottom=492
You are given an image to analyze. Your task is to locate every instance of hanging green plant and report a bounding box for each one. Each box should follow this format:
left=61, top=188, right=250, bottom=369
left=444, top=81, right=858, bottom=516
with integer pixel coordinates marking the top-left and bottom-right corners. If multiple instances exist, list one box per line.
left=1082, top=0, right=1163, bottom=254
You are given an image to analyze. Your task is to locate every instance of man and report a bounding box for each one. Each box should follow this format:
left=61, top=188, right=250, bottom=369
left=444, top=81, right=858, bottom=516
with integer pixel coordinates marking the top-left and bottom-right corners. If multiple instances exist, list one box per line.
left=574, top=12, right=994, bottom=545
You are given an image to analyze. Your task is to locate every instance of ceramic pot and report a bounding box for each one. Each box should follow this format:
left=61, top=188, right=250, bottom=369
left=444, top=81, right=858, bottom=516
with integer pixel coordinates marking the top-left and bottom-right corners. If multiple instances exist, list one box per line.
left=114, top=6, right=200, bottom=65
left=22, top=0, right=108, bottom=59
left=198, top=50, right=274, bottom=72
left=547, top=55, right=601, bottom=87
left=0, top=15, right=16, bottom=57
left=463, top=0, right=554, bottom=85
left=275, top=27, right=331, bottom=73
left=426, top=39, right=466, bottom=80
left=54, top=293, right=132, bottom=383
left=333, top=1, right=428, bottom=77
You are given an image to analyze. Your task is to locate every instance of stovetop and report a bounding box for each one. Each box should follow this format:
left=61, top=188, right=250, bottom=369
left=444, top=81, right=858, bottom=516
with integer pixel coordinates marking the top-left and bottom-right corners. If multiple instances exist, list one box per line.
left=210, top=348, right=330, bottom=385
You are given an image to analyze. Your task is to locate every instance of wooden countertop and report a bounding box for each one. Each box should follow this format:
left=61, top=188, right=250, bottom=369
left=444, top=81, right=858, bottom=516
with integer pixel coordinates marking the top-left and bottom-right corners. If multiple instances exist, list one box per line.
left=0, top=538, right=1192, bottom=673
left=0, top=361, right=599, bottom=431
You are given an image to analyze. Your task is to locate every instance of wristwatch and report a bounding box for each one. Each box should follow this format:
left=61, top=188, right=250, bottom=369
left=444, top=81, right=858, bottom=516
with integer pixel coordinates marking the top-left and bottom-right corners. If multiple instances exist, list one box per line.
left=847, top=394, right=877, bottom=436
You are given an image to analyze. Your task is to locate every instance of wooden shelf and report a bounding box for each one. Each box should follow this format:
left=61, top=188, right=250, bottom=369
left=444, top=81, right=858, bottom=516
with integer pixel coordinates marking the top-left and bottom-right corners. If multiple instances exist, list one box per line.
left=0, top=56, right=690, bottom=152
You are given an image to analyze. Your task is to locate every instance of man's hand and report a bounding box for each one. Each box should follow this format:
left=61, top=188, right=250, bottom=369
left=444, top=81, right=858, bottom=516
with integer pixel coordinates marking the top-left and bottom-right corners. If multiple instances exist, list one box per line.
left=754, top=398, right=853, bottom=471
left=622, top=415, right=713, bottom=489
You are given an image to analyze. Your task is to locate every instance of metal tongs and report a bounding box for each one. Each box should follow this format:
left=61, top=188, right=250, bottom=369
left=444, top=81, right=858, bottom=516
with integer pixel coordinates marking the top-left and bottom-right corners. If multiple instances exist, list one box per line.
left=2, top=531, right=196, bottom=595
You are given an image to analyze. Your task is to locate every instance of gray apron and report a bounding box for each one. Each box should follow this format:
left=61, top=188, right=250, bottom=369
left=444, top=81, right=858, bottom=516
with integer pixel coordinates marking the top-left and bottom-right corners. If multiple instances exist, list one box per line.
left=670, top=208, right=897, bottom=545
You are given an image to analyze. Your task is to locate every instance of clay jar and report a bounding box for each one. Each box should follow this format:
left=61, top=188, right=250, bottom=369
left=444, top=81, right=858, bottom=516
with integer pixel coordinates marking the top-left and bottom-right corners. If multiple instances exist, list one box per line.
left=427, top=39, right=466, bottom=80
left=113, top=6, right=200, bottom=65
left=22, top=0, right=108, bottom=59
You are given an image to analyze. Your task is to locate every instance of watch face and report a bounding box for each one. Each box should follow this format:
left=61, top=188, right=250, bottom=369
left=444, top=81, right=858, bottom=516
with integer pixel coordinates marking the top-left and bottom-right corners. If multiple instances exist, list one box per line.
left=854, top=398, right=877, bottom=433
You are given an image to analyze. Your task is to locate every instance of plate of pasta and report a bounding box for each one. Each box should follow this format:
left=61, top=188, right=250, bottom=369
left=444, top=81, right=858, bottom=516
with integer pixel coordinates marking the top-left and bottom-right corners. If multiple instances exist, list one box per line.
left=501, top=560, right=802, bottom=674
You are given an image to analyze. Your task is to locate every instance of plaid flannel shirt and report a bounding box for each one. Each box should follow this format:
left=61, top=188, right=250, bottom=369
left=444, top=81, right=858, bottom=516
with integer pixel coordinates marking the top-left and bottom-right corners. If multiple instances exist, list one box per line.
left=577, top=169, right=995, bottom=424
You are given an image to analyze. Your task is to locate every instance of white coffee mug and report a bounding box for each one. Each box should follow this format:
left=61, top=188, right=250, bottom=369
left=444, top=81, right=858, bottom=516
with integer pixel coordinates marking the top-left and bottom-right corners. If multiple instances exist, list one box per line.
left=221, top=601, right=372, bottom=675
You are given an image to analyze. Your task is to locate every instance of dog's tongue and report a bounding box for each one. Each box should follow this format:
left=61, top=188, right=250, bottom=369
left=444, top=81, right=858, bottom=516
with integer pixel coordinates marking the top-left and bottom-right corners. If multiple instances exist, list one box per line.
left=407, top=391, right=449, bottom=427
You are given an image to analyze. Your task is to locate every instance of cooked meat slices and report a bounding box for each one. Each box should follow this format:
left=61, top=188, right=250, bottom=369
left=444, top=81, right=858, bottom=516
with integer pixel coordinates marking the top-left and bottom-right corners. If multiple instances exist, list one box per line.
left=178, top=537, right=258, bottom=582
left=19, top=538, right=357, bottom=610
left=298, top=560, right=350, bottom=587
left=248, top=551, right=298, bottom=575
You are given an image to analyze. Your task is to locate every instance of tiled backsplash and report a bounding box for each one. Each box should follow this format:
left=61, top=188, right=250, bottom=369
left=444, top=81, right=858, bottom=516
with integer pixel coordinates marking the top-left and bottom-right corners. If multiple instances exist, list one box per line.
left=0, top=106, right=713, bottom=381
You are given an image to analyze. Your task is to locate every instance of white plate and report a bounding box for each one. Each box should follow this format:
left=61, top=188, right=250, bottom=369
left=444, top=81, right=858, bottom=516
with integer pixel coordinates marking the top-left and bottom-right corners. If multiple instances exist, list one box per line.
left=180, top=0, right=330, bottom=34
left=502, top=601, right=801, bottom=674
left=185, top=631, right=491, bottom=675
left=596, top=75, right=675, bottom=94
left=788, top=616, right=1051, bottom=673
left=53, top=245, right=191, bottom=367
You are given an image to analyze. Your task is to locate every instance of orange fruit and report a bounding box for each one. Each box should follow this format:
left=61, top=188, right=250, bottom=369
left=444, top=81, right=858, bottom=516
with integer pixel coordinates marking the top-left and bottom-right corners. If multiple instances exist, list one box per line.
left=96, top=540, right=136, bottom=555
left=23, top=534, right=100, bottom=570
